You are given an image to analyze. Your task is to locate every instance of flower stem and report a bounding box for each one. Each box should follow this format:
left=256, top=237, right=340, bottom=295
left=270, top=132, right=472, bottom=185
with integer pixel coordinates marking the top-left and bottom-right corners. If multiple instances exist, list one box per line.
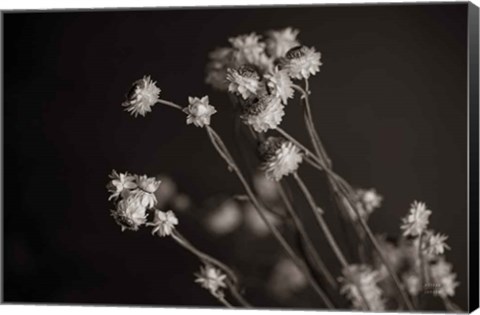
left=171, top=230, right=252, bottom=307
left=290, top=85, right=416, bottom=310
left=157, top=99, right=183, bottom=111
left=277, top=183, right=338, bottom=290
left=293, top=172, right=371, bottom=311
left=205, top=126, right=335, bottom=309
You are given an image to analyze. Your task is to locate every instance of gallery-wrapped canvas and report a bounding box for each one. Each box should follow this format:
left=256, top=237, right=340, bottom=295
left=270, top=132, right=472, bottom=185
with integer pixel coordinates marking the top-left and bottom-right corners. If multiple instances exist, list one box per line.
left=2, top=2, right=479, bottom=313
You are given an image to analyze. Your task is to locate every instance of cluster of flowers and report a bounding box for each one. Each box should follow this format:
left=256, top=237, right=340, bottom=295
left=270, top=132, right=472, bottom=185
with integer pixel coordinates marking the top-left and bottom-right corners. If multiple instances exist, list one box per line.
left=339, top=201, right=457, bottom=311
left=106, top=170, right=178, bottom=235
left=107, top=171, right=229, bottom=299
left=111, top=26, right=461, bottom=311
left=340, top=264, right=385, bottom=311
left=206, top=29, right=321, bottom=133
left=399, top=201, right=457, bottom=298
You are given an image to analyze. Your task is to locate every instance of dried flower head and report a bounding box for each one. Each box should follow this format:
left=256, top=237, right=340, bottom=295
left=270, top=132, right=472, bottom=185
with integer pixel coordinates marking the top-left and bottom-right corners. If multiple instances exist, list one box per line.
left=194, top=264, right=227, bottom=299
left=226, top=65, right=261, bottom=99
left=184, top=96, right=217, bottom=128
left=110, top=195, right=147, bottom=231
left=401, top=201, right=432, bottom=237
left=134, top=175, right=161, bottom=209
left=122, top=75, right=161, bottom=117
left=241, top=95, right=285, bottom=133
left=357, top=188, right=383, bottom=213
left=340, top=264, right=385, bottom=311
left=425, top=231, right=450, bottom=256
left=259, top=137, right=303, bottom=181
left=229, top=32, right=271, bottom=70
left=265, top=27, right=300, bottom=59
left=264, top=67, right=294, bottom=105
left=429, top=258, right=459, bottom=298
left=281, top=46, right=322, bottom=80
left=106, top=170, right=137, bottom=201
left=205, top=47, right=235, bottom=91
left=147, top=210, right=178, bottom=237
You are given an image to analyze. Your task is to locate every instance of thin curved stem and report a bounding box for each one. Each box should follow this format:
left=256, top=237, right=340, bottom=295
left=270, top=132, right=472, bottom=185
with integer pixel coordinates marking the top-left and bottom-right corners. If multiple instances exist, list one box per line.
left=205, top=126, right=334, bottom=309
left=293, top=172, right=371, bottom=311
left=171, top=230, right=252, bottom=308
left=217, top=296, right=234, bottom=308
left=157, top=99, right=183, bottom=111
left=278, top=183, right=338, bottom=290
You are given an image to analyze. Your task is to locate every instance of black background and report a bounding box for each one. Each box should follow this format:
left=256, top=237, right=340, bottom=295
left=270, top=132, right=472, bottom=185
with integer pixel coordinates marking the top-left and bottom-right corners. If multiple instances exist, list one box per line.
left=3, top=3, right=468, bottom=310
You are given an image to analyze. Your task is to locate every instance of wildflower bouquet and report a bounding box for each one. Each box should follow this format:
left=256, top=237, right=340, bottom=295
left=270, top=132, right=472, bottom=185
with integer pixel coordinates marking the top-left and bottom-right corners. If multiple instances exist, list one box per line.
left=106, top=28, right=461, bottom=312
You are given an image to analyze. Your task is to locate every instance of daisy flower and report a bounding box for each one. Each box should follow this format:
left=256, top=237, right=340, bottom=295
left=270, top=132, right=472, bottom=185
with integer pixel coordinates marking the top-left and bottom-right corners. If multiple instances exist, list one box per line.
left=147, top=210, right=178, bottom=237
left=240, top=95, right=285, bottom=133
left=226, top=65, right=261, bottom=99
left=106, top=170, right=137, bottom=200
left=265, top=27, right=300, bottom=59
left=340, top=264, right=385, bottom=311
left=183, top=96, right=217, bottom=128
left=425, top=232, right=450, bottom=256
left=429, top=258, right=459, bottom=298
left=134, top=175, right=161, bottom=209
left=110, top=195, right=147, bottom=231
left=264, top=67, right=294, bottom=104
left=229, top=33, right=265, bottom=64
left=281, top=46, right=322, bottom=80
left=401, top=201, right=432, bottom=237
left=194, top=264, right=227, bottom=299
left=259, top=137, right=303, bottom=181
left=122, top=75, right=161, bottom=117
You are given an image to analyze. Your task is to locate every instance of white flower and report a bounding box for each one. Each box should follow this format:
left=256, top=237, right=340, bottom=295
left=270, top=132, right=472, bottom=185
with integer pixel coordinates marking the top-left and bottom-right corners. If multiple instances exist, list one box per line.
left=402, top=272, right=421, bottom=296
left=357, top=188, right=383, bottom=214
left=401, top=201, right=432, bottom=237
left=259, top=137, right=303, bottom=181
left=425, top=232, right=450, bottom=256
left=226, top=65, right=261, bottom=99
left=206, top=199, right=242, bottom=235
left=147, top=210, right=178, bottom=237
left=241, top=95, right=285, bottom=133
left=281, top=46, right=322, bottom=80
left=122, top=75, right=161, bottom=117
left=205, top=47, right=235, bottom=91
left=110, top=195, right=147, bottom=231
left=106, top=170, right=137, bottom=200
left=134, top=175, right=161, bottom=209
left=429, top=258, right=459, bottom=298
left=195, top=264, right=227, bottom=298
left=229, top=33, right=264, bottom=63
left=340, top=264, right=385, bottom=311
left=269, top=258, right=307, bottom=298
left=264, top=67, right=294, bottom=104
left=265, top=27, right=300, bottom=59
left=183, top=96, right=217, bottom=128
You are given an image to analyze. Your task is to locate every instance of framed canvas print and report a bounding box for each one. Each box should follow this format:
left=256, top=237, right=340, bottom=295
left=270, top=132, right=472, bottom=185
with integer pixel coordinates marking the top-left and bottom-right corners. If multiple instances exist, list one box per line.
left=2, top=1, right=479, bottom=313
